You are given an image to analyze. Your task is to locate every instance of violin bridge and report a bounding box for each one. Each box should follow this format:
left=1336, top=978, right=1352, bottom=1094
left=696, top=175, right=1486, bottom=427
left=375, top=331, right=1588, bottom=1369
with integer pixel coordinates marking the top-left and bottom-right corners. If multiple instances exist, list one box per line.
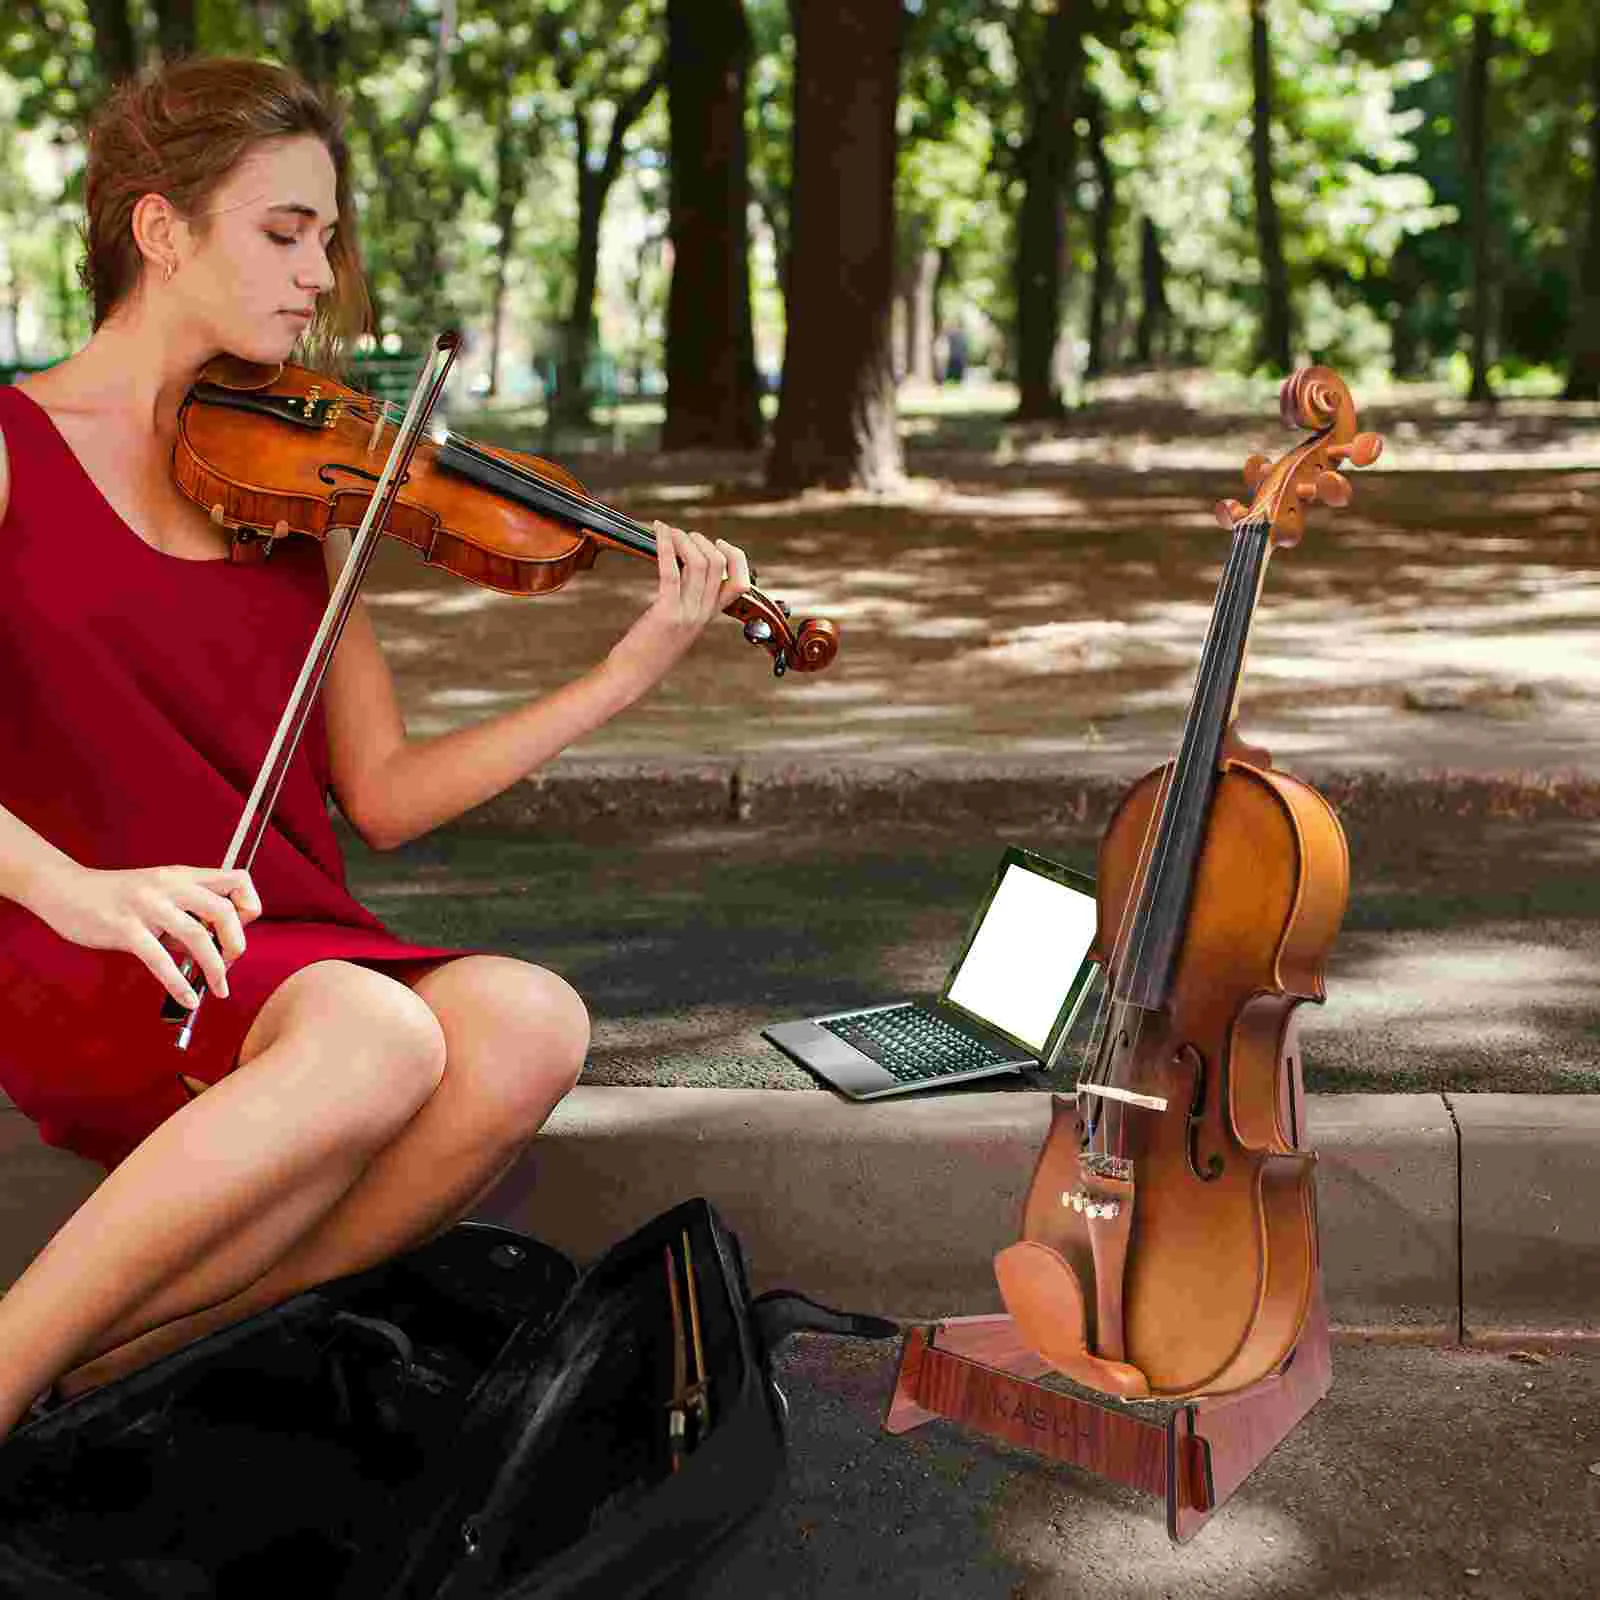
left=1075, top=1081, right=1168, bottom=1113
left=1081, top=1152, right=1135, bottom=1182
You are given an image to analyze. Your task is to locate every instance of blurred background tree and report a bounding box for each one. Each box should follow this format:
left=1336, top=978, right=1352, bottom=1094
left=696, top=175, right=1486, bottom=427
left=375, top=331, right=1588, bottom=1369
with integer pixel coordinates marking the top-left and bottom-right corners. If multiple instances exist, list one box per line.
left=1, top=0, right=1596, bottom=489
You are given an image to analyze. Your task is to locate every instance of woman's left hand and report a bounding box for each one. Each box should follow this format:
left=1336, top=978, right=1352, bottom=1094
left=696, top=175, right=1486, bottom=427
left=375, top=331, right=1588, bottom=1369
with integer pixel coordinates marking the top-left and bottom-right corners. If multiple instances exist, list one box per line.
left=603, top=522, right=753, bottom=694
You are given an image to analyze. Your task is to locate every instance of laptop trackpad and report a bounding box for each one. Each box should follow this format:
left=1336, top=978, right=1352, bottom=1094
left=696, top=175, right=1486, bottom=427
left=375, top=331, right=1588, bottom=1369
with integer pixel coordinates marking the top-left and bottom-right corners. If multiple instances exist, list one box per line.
left=762, top=1020, right=899, bottom=1099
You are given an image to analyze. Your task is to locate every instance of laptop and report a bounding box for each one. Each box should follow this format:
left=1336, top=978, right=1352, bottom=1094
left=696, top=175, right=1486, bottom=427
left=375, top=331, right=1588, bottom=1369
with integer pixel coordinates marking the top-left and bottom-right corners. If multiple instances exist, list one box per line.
left=761, top=845, right=1100, bottom=1099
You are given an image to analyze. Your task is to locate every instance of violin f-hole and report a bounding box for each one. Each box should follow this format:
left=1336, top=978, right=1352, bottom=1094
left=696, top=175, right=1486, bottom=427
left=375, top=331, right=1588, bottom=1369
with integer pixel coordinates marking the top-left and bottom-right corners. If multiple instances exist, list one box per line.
left=1178, top=1043, right=1226, bottom=1183
left=318, top=461, right=411, bottom=489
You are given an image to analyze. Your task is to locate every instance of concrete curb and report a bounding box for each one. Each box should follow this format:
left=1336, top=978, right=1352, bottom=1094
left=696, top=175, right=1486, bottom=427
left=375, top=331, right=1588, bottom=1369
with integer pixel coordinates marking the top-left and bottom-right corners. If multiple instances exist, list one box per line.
left=1451, top=1093, right=1600, bottom=1339
left=410, top=763, right=1600, bottom=832
left=4, top=1089, right=1592, bottom=1339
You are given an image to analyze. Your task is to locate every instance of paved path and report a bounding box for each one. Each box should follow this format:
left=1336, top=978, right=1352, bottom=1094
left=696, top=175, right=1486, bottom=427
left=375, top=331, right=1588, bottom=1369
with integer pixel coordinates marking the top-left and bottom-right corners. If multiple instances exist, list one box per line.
left=699, top=1336, right=1599, bottom=1599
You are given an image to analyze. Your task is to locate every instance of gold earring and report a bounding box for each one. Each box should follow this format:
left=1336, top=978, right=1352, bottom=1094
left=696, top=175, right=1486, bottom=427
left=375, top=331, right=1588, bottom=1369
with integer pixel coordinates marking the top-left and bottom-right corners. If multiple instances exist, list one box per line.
left=164, top=259, right=176, bottom=283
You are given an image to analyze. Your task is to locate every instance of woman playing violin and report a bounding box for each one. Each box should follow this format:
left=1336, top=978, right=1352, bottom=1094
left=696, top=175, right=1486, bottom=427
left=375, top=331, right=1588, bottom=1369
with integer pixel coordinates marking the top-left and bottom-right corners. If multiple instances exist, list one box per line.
left=0, top=55, right=751, bottom=1441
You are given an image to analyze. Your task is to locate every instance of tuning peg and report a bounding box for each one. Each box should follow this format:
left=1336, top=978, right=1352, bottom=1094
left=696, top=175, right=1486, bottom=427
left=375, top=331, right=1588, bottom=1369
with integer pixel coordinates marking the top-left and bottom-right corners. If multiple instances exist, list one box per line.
left=1315, top=470, right=1353, bottom=508
left=1328, top=432, right=1383, bottom=469
left=1214, top=499, right=1249, bottom=530
left=1242, top=453, right=1270, bottom=492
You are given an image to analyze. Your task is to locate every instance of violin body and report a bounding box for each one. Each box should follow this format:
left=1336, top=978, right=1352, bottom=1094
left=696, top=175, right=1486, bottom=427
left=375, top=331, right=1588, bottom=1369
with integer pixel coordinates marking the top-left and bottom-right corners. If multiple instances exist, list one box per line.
left=176, top=364, right=601, bottom=594
left=1015, top=760, right=1347, bottom=1396
left=995, top=366, right=1382, bottom=1401
left=172, top=360, right=837, bottom=674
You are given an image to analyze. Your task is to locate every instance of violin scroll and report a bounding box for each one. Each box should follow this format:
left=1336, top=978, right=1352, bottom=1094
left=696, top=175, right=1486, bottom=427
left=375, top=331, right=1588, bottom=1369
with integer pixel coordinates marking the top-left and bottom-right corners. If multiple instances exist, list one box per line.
left=1213, top=365, right=1384, bottom=547
left=727, top=591, right=839, bottom=676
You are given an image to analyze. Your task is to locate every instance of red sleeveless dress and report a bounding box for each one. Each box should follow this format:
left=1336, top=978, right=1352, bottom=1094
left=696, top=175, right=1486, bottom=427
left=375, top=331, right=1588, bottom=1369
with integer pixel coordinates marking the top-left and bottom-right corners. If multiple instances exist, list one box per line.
left=0, top=384, right=475, bottom=1171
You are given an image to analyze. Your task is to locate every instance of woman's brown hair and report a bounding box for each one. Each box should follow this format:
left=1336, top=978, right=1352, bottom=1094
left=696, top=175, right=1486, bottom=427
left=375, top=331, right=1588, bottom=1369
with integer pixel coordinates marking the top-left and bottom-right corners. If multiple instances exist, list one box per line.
left=81, top=55, right=371, bottom=372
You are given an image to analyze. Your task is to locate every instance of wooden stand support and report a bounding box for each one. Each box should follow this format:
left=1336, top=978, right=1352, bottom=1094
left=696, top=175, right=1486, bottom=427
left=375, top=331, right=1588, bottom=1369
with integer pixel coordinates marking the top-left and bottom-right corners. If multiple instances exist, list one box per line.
left=883, top=1285, right=1331, bottom=1543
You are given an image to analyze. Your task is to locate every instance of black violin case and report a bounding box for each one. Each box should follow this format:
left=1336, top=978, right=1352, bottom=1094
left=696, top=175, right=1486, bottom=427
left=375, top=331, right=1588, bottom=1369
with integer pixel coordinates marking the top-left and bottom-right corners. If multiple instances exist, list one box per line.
left=0, top=1198, right=894, bottom=1598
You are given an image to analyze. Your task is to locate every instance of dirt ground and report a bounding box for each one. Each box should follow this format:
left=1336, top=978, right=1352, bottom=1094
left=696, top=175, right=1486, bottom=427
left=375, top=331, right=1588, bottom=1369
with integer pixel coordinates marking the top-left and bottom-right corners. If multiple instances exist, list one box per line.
left=364, top=375, right=1600, bottom=778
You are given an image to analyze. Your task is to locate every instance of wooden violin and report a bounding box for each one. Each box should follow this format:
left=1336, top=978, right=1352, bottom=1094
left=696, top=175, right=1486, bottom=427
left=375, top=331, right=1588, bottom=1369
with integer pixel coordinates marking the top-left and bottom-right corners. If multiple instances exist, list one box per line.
left=994, top=368, right=1383, bottom=1399
left=172, top=357, right=839, bottom=678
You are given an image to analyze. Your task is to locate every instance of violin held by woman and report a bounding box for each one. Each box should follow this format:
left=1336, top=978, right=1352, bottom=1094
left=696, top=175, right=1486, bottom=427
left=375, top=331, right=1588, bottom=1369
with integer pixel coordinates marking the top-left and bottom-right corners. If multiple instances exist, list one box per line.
left=172, top=355, right=839, bottom=680
left=995, top=368, right=1383, bottom=1400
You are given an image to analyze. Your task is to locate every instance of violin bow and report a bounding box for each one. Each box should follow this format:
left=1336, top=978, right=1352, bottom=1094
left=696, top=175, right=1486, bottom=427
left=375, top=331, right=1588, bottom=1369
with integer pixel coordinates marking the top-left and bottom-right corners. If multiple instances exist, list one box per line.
left=160, top=331, right=463, bottom=1049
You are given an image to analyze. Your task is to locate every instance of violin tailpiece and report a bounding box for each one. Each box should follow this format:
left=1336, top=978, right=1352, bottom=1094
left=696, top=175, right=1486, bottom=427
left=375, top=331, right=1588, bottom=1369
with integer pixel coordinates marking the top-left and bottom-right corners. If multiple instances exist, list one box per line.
left=1083, top=1175, right=1138, bottom=1366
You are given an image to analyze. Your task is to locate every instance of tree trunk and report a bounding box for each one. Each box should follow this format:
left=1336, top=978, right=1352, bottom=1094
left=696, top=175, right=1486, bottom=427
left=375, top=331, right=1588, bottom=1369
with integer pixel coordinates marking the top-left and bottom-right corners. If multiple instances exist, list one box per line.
left=400, top=8, right=457, bottom=344
left=486, top=108, right=526, bottom=401
left=287, top=10, right=345, bottom=95
left=4, top=267, right=21, bottom=366
left=557, top=121, right=604, bottom=426
left=767, top=2, right=903, bottom=491
left=933, top=245, right=954, bottom=344
left=909, top=243, right=939, bottom=382
left=1085, top=87, right=1115, bottom=380
left=84, top=0, right=138, bottom=88
left=1389, top=264, right=1421, bottom=379
left=556, top=66, right=664, bottom=427
left=1464, top=10, right=1496, bottom=404
left=1012, top=2, right=1086, bottom=420
left=151, top=0, right=196, bottom=60
left=1135, top=216, right=1168, bottom=365
left=753, top=184, right=788, bottom=315
left=1249, top=0, right=1292, bottom=374
left=663, top=0, right=762, bottom=450
left=1564, top=27, right=1600, bottom=401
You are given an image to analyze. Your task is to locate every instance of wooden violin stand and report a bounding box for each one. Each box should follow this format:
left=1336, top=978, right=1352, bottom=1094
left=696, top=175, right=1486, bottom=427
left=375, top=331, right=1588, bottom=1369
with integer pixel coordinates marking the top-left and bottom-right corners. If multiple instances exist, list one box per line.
left=883, top=1282, right=1331, bottom=1544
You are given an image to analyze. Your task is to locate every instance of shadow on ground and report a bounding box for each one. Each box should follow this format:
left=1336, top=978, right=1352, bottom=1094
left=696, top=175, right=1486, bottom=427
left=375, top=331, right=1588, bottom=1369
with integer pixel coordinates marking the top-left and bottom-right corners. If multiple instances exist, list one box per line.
left=342, top=773, right=1600, bottom=1095
left=364, top=377, right=1600, bottom=778
left=693, top=1337, right=1599, bottom=1599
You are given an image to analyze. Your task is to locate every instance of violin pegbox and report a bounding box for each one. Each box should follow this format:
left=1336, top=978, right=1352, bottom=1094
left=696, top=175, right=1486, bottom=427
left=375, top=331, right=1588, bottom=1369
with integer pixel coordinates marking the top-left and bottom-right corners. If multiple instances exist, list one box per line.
left=1212, top=365, right=1383, bottom=548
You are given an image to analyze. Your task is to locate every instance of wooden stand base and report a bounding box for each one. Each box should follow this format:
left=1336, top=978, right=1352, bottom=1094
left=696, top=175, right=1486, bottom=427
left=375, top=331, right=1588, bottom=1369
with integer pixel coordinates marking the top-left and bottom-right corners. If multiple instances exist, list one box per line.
left=883, top=1287, right=1331, bottom=1543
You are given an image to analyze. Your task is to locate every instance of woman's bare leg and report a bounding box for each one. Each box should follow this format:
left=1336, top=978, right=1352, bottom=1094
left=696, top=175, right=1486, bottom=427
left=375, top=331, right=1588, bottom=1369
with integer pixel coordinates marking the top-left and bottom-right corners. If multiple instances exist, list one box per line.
left=0, top=960, right=448, bottom=1440
left=56, top=955, right=587, bottom=1393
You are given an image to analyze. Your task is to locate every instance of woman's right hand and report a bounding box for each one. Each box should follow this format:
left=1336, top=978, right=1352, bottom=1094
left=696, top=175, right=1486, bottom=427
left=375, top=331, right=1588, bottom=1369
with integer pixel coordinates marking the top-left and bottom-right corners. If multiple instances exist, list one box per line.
left=31, top=865, right=261, bottom=1010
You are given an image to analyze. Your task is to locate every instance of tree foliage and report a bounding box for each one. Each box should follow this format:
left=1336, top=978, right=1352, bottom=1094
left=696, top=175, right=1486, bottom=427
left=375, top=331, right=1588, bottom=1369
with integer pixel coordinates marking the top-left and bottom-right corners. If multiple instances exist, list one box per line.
left=0, top=0, right=1596, bottom=408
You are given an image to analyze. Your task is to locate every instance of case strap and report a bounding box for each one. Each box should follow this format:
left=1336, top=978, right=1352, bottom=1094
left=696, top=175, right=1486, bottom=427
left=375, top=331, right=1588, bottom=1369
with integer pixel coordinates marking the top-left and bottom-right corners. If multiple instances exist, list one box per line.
left=750, top=1291, right=898, bottom=1351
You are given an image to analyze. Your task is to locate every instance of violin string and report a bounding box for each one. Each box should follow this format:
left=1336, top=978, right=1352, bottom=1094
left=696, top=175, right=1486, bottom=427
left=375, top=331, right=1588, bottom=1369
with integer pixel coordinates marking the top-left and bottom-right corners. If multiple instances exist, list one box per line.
left=1080, top=769, right=1177, bottom=1155
left=1118, top=511, right=1265, bottom=1036
left=1112, top=514, right=1264, bottom=1152
left=1094, top=518, right=1253, bottom=1055
left=1131, top=508, right=1265, bottom=990
left=1079, top=517, right=1254, bottom=1151
left=1088, top=514, right=1264, bottom=1158
left=1109, top=521, right=1255, bottom=1139
left=361, top=398, right=660, bottom=555
left=1079, top=765, right=1176, bottom=1125
left=1081, top=524, right=1244, bottom=1124
left=448, top=433, right=656, bottom=551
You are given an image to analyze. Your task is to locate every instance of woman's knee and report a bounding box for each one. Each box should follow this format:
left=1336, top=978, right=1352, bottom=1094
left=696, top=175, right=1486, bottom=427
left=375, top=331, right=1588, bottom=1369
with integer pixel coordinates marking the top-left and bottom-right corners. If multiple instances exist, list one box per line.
left=416, top=958, right=590, bottom=1125
left=524, top=967, right=591, bottom=1083
left=241, top=961, right=448, bottom=1132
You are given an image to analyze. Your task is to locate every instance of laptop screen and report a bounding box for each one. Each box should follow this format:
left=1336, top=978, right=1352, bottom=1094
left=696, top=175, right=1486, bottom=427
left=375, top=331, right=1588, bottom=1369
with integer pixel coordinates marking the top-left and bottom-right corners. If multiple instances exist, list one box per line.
left=941, top=850, right=1099, bottom=1056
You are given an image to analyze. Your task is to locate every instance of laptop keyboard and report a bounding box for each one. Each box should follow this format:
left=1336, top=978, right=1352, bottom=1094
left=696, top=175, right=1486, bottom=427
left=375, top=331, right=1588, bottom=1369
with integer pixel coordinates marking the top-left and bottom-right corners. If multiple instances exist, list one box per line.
left=819, top=1004, right=1011, bottom=1083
